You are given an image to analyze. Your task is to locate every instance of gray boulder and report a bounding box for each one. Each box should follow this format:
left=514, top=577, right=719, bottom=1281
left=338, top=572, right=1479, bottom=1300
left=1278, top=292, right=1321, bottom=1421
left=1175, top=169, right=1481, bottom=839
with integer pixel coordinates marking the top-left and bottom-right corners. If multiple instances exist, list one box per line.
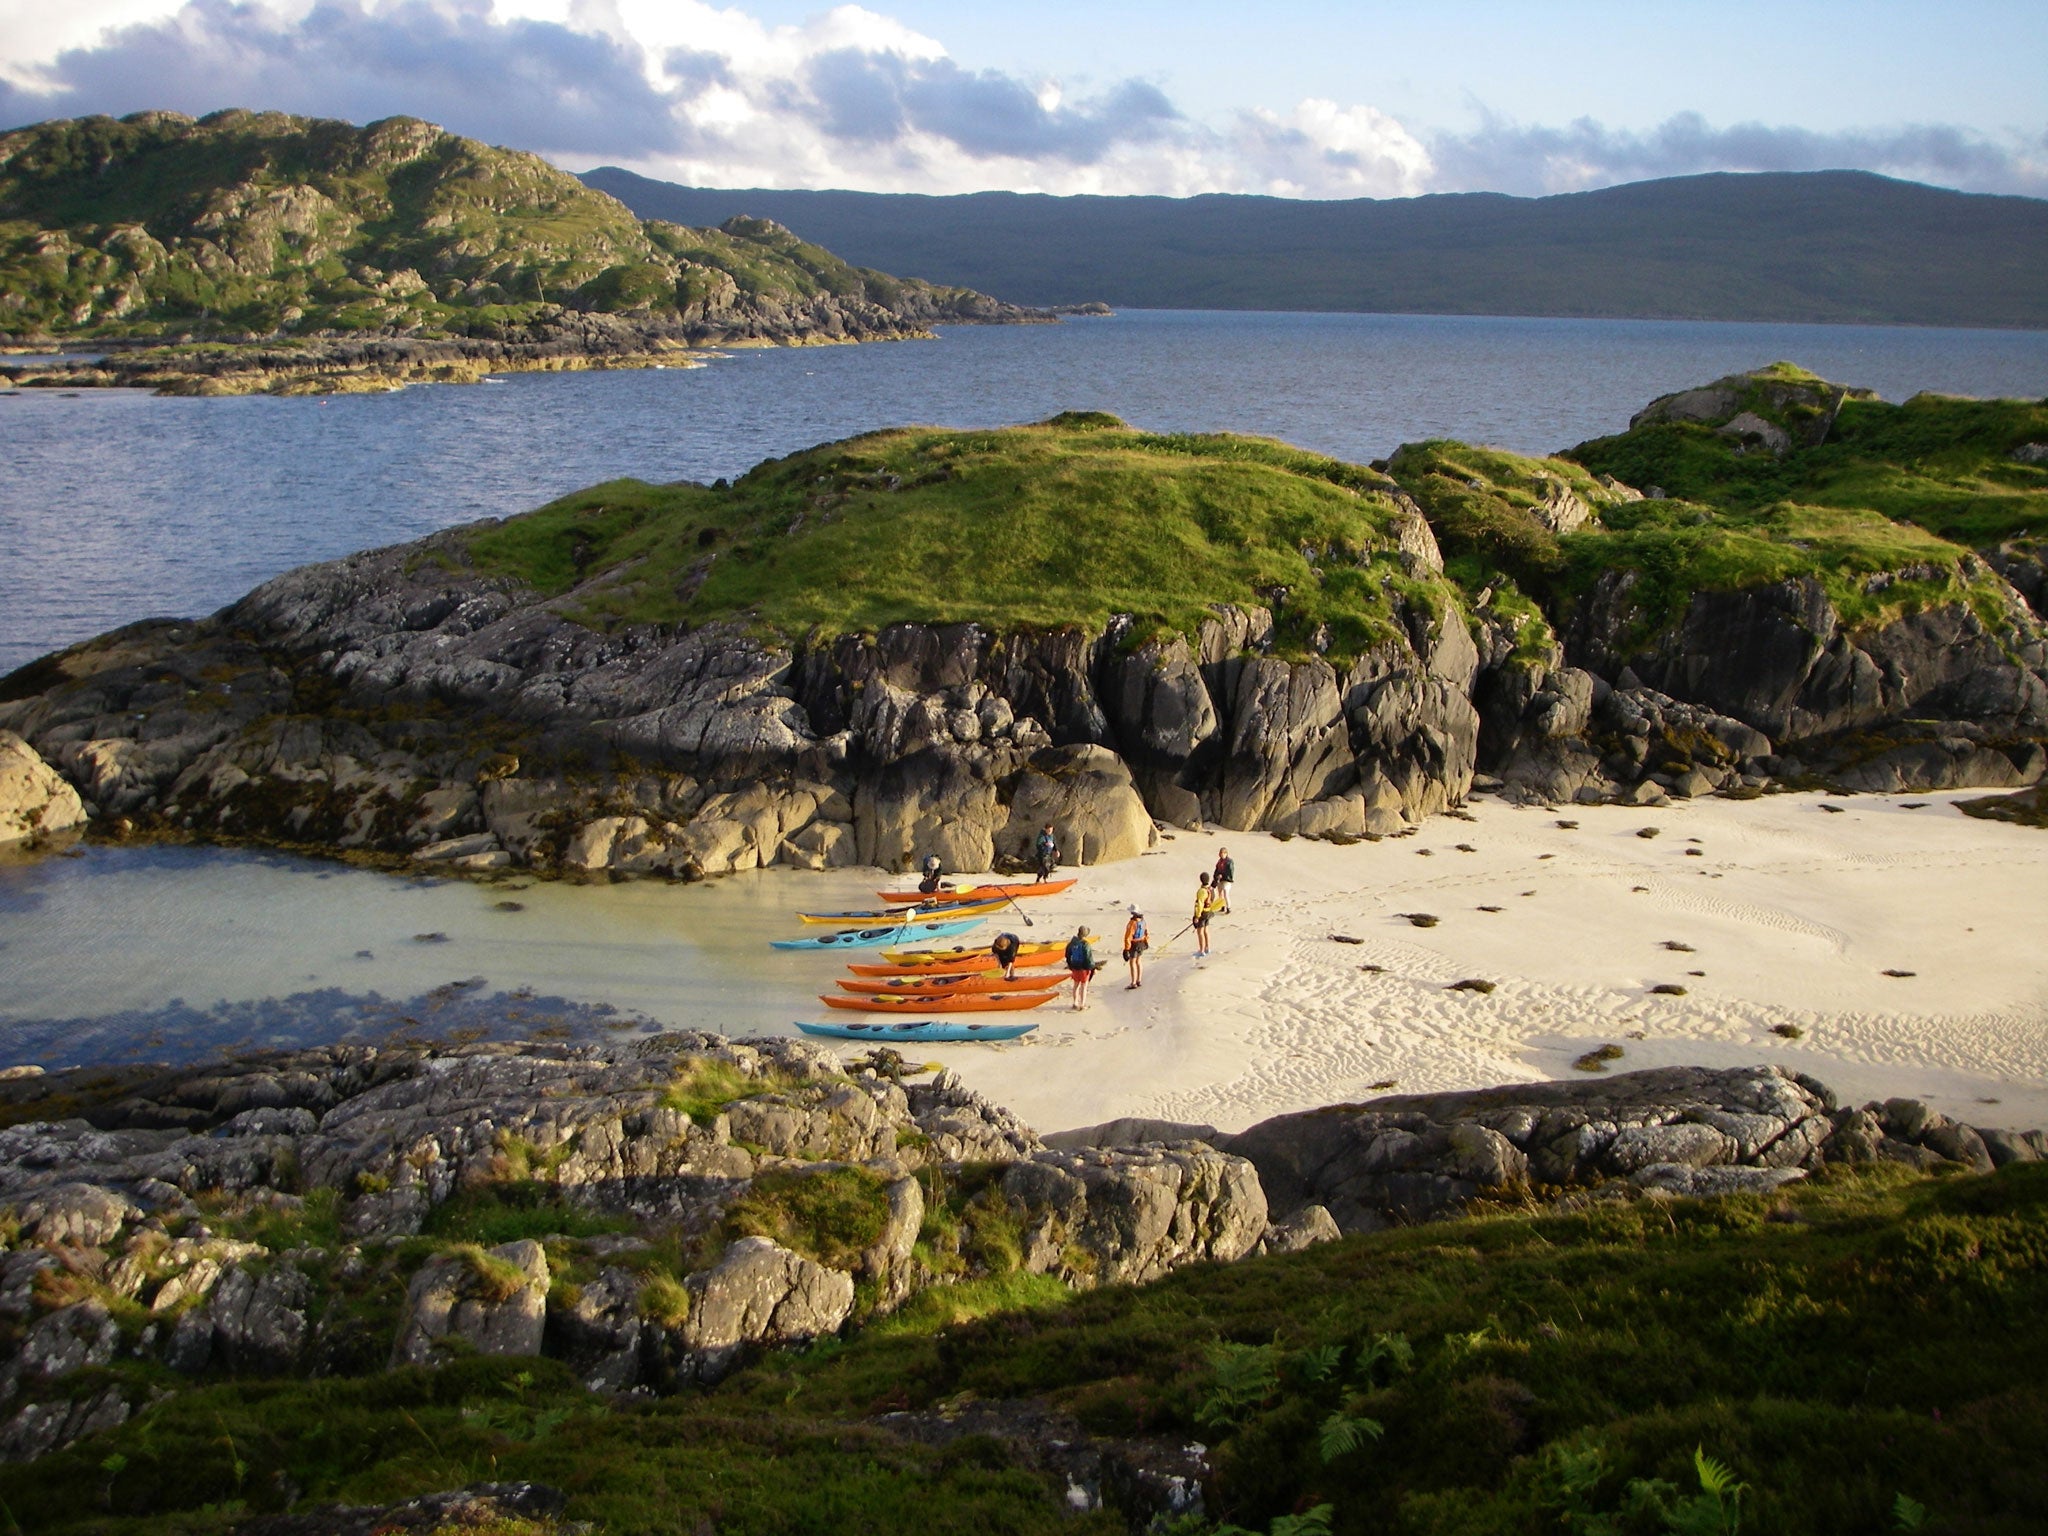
left=0, top=730, right=87, bottom=845
left=1000, top=1142, right=1268, bottom=1287
left=392, top=1241, right=548, bottom=1367
left=672, top=1236, right=855, bottom=1384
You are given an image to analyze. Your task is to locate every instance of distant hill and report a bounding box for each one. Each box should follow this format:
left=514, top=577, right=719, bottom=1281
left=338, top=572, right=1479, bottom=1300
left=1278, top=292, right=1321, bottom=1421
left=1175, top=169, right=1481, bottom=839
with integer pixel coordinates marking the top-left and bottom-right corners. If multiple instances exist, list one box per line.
left=0, top=110, right=1032, bottom=342
left=581, top=167, right=2048, bottom=329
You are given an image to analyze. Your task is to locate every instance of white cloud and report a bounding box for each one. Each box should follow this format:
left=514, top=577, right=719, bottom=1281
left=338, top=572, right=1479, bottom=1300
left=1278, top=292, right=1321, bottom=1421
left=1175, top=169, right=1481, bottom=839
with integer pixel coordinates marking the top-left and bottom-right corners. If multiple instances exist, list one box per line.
left=0, top=0, right=2040, bottom=201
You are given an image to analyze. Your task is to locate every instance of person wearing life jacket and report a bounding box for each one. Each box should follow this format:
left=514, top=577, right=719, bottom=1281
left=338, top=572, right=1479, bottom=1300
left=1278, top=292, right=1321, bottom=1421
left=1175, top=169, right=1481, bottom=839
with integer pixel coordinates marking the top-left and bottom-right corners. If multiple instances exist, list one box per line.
left=1034, top=823, right=1060, bottom=883
left=1064, top=926, right=1095, bottom=1010
left=990, top=931, right=1022, bottom=978
left=1193, top=871, right=1217, bottom=957
left=917, top=854, right=946, bottom=895
left=1122, top=907, right=1148, bottom=989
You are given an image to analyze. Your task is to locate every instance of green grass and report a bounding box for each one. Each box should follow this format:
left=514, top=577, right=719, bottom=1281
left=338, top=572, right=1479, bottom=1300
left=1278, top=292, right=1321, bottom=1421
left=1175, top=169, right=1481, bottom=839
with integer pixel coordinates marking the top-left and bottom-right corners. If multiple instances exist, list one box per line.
left=1384, top=391, right=2047, bottom=644
left=8, top=1163, right=2045, bottom=1534
left=420, top=1183, right=632, bottom=1248
left=721, top=1167, right=891, bottom=1272
left=1569, top=391, right=2048, bottom=547
left=659, top=1059, right=808, bottom=1122
left=464, top=418, right=1458, bottom=660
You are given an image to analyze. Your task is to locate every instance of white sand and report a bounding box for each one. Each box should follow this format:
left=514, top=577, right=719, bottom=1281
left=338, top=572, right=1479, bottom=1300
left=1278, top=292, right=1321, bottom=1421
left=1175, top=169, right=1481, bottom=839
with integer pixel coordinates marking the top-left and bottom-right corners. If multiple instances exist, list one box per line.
left=869, top=791, right=2048, bottom=1135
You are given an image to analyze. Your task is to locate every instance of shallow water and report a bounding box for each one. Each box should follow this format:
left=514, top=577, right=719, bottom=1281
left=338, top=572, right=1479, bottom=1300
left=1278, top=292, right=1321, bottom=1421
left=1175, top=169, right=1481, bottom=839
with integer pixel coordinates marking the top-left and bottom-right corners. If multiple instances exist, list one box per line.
left=0, top=843, right=975, bottom=1067
left=6, top=309, right=2047, bottom=674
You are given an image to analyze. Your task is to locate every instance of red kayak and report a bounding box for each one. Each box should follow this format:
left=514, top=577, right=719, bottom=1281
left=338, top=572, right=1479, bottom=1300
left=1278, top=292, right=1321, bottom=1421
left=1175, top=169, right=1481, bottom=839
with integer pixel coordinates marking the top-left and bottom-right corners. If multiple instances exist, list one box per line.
left=819, top=990, right=1059, bottom=1013
left=876, top=878, right=1077, bottom=904
left=845, top=950, right=1069, bottom=977
left=837, top=972, right=1062, bottom=995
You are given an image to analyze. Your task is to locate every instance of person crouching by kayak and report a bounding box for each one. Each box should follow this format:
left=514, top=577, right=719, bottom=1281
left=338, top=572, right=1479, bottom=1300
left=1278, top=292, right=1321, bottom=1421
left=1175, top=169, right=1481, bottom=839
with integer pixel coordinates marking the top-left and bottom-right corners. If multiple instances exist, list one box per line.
left=1122, top=907, right=1148, bottom=989
left=918, top=854, right=946, bottom=895
left=1034, top=822, right=1060, bottom=883
left=990, top=931, right=1022, bottom=978
left=1065, top=926, right=1095, bottom=1010
left=1193, top=872, right=1217, bottom=957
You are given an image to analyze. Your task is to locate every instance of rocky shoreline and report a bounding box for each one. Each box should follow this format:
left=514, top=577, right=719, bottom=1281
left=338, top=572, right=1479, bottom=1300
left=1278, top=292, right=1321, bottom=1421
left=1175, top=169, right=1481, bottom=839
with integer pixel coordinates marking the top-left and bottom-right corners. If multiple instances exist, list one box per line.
left=0, top=283, right=1050, bottom=397
left=2, top=1040, right=2038, bottom=1474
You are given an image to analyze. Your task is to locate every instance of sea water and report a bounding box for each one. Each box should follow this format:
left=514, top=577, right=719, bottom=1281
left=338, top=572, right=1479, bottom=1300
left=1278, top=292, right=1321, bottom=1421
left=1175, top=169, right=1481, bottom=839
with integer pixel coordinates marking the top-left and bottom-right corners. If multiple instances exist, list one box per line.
left=4, top=310, right=2047, bottom=1064
left=6, top=309, right=2047, bottom=675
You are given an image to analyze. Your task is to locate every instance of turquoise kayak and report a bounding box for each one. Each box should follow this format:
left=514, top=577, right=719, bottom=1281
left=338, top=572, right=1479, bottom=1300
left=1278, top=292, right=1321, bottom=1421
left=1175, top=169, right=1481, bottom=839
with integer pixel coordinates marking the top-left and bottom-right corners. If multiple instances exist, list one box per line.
left=770, top=918, right=983, bottom=951
left=796, top=1019, right=1039, bottom=1043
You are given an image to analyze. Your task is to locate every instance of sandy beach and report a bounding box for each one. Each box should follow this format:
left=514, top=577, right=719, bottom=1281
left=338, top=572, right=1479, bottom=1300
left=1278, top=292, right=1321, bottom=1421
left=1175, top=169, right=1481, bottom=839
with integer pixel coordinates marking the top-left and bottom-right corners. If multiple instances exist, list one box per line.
left=850, top=790, right=2048, bottom=1135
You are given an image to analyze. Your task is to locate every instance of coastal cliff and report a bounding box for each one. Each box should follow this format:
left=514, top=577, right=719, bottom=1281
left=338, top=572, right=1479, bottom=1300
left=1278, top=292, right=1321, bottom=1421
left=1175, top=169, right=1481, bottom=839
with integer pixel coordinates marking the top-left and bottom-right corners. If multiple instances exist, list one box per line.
left=0, top=110, right=1046, bottom=393
left=2, top=369, right=2044, bottom=873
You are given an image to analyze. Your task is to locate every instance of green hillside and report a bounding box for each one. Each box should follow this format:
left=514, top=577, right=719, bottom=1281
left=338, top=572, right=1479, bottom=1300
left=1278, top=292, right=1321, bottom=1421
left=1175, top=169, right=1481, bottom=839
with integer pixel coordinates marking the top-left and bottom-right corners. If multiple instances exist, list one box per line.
left=0, top=110, right=1000, bottom=339
left=10, top=1162, right=2045, bottom=1534
left=462, top=371, right=2048, bottom=660
left=464, top=413, right=1476, bottom=659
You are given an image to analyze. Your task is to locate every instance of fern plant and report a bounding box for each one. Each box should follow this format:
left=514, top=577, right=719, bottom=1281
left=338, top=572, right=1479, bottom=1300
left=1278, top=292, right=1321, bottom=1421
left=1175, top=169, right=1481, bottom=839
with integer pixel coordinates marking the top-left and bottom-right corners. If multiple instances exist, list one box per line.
left=1196, top=1340, right=1282, bottom=1430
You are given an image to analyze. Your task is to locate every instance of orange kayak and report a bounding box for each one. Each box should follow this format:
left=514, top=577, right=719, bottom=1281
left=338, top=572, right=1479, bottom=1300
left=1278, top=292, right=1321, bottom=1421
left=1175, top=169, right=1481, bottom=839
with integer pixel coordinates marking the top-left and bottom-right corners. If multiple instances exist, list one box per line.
left=846, top=950, right=1067, bottom=977
left=837, top=972, right=1062, bottom=995
left=877, top=878, right=1077, bottom=904
left=819, top=990, right=1059, bottom=1013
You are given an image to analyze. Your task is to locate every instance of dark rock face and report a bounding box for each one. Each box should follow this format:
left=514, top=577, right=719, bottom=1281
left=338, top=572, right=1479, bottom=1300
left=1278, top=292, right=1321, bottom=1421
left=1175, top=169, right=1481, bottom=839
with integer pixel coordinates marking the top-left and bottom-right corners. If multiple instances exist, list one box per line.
left=1567, top=572, right=2048, bottom=745
left=0, top=534, right=1494, bottom=872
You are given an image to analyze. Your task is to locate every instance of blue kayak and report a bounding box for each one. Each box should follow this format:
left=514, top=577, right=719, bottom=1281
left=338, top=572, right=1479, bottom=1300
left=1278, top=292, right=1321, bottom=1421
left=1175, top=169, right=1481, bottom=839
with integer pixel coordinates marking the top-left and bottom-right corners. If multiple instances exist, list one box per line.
left=770, top=918, right=983, bottom=951
left=796, top=1019, right=1039, bottom=1043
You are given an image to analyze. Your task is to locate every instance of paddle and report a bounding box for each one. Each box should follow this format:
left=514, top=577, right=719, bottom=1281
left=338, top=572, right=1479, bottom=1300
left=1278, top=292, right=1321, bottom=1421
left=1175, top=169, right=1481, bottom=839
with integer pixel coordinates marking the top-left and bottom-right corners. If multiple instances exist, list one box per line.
left=999, top=888, right=1035, bottom=928
left=1151, top=920, right=1195, bottom=958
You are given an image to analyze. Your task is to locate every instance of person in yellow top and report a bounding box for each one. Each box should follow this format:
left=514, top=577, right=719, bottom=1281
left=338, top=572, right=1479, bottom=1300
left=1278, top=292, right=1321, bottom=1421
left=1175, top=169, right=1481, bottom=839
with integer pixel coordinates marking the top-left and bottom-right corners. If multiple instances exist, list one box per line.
left=1192, top=872, right=1219, bottom=957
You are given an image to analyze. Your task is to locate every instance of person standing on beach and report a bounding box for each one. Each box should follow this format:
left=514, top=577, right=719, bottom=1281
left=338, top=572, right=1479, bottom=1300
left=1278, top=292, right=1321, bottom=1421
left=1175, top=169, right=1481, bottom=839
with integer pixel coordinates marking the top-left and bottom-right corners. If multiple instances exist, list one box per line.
left=1212, top=848, right=1235, bottom=914
left=1122, top=908, right=1148, bottom=989
left=1065, top=926, right=1095, bottom=1010
left=1192, top=872, right=1217, bottom=957
left=990, top=931, right=1022, bottom=978
left=1034, top=822, right=1060, bottom=883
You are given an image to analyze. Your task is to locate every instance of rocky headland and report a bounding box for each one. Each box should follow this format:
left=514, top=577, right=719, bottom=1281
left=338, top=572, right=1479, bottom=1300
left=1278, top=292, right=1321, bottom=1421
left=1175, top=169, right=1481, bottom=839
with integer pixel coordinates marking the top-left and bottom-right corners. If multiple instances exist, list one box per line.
left=0, top=110, right=1047, bottom=395
left=3, top=1036, right=2039, bottom=1484
left=1, top=367, right=2043, bottom=878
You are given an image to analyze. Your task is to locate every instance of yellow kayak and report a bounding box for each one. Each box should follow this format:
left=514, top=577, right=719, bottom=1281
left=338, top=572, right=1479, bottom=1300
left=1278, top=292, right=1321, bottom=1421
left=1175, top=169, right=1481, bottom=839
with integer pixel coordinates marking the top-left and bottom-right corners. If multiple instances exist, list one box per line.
left=875, top=933, right=1096, bottom=967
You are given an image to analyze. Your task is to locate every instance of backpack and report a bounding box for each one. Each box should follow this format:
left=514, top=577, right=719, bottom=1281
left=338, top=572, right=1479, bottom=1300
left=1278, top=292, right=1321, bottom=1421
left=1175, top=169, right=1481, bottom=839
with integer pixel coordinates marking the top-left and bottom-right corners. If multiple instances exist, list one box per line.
left=1065, top=935, right=1091, bottom=970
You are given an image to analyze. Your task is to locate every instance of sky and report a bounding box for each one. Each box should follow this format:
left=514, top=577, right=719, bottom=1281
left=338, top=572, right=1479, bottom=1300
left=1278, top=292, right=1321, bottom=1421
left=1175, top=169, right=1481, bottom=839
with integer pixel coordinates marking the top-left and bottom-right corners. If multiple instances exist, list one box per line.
left=0, top=0, right=2043, bottom=200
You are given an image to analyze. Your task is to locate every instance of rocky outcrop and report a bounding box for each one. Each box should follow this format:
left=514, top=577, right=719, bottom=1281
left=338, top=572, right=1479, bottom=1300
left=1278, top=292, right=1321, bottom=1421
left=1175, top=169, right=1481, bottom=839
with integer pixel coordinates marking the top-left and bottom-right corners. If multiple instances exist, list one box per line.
left=0, top=536, right=1488, bottom=872
left=0, top=1035, right=1265, bottom=1457
left=0, top=730, right=85, bottom=844
left=1221, top=1065, right=2035, bottom=1234
left=393, top=1241, right=549, bottom=1367
left=1000, top=1142, right=1269, bottom=1286
left=0, top=1043, right=2041, bottom=1465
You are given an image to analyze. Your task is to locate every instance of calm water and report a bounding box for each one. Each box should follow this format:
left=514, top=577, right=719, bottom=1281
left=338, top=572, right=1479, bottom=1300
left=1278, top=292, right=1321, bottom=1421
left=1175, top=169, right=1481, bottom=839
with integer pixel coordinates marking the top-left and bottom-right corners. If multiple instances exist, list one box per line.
left=5, top=309, right=2048, bottom=1067
left=5, top=310, right=2047, bottom=675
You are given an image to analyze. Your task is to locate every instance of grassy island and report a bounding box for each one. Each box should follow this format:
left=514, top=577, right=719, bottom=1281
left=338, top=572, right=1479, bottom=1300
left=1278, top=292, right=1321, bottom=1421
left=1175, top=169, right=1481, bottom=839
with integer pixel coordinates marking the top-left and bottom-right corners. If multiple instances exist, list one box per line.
left=460, top=372, right=2048, bottom=659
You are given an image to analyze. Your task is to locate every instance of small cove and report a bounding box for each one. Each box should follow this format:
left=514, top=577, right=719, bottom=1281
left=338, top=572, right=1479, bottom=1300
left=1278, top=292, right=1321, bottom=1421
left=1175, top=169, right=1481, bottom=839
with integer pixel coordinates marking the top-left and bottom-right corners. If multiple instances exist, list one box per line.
left=6, top=309, right=2048, bottom=1077
left=0, top=843, right=945, bottom=1067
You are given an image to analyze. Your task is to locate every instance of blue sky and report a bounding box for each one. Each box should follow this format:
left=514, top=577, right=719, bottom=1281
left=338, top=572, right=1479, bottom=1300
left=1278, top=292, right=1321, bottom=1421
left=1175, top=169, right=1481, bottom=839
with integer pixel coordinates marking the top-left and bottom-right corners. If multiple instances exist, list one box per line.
left=1, top=0, right=2042, bottom=198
